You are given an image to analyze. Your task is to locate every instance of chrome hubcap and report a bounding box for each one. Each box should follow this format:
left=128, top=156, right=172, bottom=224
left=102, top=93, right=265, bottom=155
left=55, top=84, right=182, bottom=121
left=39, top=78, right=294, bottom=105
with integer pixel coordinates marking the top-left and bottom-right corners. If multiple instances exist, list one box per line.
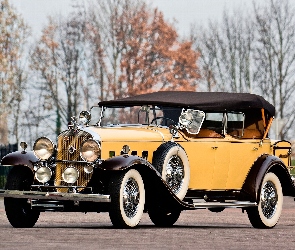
left=122, top=177, right=140, bottom=218
left=260, top=180, right=278, bottom=219
left=166, top=155, right=184, bottom=194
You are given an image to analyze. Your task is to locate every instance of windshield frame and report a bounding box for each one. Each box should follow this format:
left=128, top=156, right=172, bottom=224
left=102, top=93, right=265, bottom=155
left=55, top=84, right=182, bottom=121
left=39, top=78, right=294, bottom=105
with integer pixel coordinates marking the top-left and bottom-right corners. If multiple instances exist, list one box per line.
left=96, top=105, right=183, bottom=128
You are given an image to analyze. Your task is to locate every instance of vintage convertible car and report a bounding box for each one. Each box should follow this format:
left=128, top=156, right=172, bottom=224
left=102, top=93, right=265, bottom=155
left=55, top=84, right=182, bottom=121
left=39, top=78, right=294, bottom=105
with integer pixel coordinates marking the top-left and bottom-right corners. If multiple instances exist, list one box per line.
left=0, top=91, right=294, bottom=229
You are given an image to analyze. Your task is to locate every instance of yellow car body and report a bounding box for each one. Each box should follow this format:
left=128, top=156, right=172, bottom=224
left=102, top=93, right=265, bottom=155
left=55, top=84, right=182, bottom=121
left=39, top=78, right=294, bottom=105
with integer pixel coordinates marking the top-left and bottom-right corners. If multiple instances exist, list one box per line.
left=88, top=125, right=290, bottom=191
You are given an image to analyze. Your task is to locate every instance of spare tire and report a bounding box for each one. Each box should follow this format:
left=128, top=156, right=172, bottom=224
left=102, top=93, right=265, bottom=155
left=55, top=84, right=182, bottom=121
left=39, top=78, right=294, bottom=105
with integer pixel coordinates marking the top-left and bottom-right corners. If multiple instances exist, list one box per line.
left=152, top=142, right=190, bottom=200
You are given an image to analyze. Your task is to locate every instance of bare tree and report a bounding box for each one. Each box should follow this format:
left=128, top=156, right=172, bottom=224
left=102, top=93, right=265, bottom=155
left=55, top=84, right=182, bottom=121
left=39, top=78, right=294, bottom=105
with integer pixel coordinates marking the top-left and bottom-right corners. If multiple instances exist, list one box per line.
left=30, top=9, right=87, bottom=136
left=190, top=22, right=221, bottom=92
left=192, top=0, right=295, bottom=140
left=0, top=0, right=30, bottom=144
left=191, top=9, right=255, bottom=93
left=254, top=0, right=295, bottom=139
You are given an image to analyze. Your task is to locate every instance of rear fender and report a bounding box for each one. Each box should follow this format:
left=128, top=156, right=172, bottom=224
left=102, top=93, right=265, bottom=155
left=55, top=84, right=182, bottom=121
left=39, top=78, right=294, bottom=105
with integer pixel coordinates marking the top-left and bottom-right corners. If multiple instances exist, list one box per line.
left=1, top=151, right=38, bottom=170
left=242, top=154, right=294, bottom=202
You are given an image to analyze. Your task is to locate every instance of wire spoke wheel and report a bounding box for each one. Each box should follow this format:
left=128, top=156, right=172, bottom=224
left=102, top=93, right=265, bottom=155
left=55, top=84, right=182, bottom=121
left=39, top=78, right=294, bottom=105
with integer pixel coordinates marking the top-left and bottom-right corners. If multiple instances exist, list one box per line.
left=165, top=155, right=184, bottom=194
left=260, top=181, right=278, bottom=219
left=123, top=177, right=140, bottom=218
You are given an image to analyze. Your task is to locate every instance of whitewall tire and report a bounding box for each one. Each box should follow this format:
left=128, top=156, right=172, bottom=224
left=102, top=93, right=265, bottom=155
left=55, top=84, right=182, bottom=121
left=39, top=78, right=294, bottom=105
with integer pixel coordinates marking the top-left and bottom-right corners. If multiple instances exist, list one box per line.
left=247, top=172, right=283, bottom=228
left=108, top=169, right=145, bottom=228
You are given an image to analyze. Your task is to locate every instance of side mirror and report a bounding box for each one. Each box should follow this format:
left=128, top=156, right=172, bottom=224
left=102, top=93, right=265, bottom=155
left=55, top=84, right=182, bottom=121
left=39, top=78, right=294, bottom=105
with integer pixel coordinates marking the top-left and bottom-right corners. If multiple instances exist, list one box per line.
left=179, top=109, right=205, bottom=134
left=79, top=111, right=91, bottom=126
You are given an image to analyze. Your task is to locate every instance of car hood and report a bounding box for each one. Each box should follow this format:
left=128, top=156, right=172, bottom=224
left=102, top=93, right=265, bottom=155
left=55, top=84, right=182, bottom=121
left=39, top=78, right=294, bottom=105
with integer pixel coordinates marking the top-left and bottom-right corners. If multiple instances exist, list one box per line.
left=84, top=126, right=172, bottom=142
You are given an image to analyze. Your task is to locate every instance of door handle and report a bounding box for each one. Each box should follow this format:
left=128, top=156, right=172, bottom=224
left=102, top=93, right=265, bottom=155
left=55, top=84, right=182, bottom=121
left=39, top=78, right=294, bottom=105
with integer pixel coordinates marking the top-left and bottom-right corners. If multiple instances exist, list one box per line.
left=212, top=146, right=218, bottom=150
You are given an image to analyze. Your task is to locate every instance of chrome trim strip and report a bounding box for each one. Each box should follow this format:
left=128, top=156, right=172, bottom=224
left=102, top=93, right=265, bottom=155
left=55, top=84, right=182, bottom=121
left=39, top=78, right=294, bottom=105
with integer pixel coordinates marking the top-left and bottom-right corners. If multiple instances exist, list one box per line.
left=31, top=202, right=64, bottom=209
left=55, top=160, right=102, bottom=165
left=31, top=185, right=91, bottom=189
left=192, top=200, right=257, bottom=208
left=55, top=160, right=88, bottom=164
left=0, top=189, right=110, bottom=203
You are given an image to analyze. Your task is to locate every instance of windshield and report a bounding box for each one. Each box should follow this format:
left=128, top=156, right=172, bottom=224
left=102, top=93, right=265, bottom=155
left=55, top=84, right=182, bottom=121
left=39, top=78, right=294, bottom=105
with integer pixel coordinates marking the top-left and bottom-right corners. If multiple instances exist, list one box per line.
left=98, top=105, right=182, bottom=127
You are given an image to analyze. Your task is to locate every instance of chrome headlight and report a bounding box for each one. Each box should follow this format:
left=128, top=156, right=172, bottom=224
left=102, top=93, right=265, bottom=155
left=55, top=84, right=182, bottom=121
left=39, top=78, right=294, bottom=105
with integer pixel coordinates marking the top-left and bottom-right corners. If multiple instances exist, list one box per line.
left=35, top=166, right=52, bottom=183
left=80, top=140, right=101, bottom=162
left=62, top=167, right=79, bottom=184
left=33, top=137, right=55, bottom=160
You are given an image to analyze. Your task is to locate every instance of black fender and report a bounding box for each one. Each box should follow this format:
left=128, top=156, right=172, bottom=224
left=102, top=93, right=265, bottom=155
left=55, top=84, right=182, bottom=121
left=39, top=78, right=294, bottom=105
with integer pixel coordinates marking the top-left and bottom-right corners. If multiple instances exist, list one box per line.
left=242, top=154, right=295, bottom=202
left=1, top=151, right=38, bottom=170
left=97, top=155, right=151, bottom=171
left=97, top=155, right=194, bottom=211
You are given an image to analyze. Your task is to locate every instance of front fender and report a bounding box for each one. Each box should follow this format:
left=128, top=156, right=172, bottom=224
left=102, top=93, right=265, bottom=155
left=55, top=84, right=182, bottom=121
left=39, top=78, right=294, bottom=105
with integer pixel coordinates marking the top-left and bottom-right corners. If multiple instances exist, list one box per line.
left=97, top=155, right=193, bottom=210
left=98, top=155, right=153, bottom=171
left=242, top=154, right=294, bottom=202
left=1, top=151, right=38, bottom=170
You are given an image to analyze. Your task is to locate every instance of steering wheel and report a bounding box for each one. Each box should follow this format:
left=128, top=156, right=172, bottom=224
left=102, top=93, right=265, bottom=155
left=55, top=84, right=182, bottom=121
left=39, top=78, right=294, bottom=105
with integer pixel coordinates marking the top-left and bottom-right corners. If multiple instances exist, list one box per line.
left=151, top=117, right=176, bottom=126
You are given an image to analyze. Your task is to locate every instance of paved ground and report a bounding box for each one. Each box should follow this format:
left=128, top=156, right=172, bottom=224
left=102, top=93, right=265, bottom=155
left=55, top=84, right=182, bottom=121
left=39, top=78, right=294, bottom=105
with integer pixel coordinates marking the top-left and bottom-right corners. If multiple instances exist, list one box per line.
left=1, top=197, right=295, bottom=250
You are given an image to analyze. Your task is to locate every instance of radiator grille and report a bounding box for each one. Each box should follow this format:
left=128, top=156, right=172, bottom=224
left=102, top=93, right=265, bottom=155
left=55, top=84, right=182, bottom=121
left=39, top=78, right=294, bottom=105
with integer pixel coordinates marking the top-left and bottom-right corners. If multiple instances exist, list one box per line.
left=55, top=130, right=93, bottom=192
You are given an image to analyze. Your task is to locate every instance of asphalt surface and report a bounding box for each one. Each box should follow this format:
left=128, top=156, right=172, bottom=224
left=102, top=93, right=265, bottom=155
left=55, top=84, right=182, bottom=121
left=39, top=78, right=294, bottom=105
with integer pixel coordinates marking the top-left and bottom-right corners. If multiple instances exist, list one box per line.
left=1, top=197, right=295, bottom=250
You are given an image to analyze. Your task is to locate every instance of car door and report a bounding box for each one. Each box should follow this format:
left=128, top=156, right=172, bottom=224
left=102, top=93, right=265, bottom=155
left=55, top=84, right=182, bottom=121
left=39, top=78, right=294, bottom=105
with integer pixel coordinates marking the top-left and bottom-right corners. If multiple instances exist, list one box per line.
left=182, top=112, right=230, bottom=190
left=212, top=138, right=230, bottom=189
left=226, top=112, right=268, bottom=190
left=181, top=139, right=216, bottom=190
left=227, top=138, right=261, bottom=189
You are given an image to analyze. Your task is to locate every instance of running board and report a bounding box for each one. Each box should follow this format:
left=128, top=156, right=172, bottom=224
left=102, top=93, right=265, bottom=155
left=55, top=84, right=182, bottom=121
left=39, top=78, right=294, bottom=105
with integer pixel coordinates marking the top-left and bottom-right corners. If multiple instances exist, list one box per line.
left=0, top=189, right=111, bottom=203
left=192, top=200, right=257, bottom=209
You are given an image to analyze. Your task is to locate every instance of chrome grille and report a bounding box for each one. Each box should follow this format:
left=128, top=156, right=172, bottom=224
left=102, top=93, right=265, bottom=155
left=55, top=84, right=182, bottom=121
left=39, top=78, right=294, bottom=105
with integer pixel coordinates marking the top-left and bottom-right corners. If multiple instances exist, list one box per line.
left=55, top=130, right=93, bottom=192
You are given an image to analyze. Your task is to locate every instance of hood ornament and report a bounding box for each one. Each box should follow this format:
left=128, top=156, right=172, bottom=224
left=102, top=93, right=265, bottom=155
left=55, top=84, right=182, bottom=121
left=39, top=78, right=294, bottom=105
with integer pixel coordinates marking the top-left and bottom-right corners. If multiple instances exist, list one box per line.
left=68, top=116, right=81, bottom=135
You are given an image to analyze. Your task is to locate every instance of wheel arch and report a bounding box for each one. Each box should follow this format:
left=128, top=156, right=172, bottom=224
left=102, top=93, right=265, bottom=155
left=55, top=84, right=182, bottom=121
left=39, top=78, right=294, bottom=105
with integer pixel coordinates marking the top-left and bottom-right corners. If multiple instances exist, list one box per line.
left=268, top=163, right=294, bottom=196
left=5, top=165, right=35, bottom=188
left=242, top=154, right=294, bottom=202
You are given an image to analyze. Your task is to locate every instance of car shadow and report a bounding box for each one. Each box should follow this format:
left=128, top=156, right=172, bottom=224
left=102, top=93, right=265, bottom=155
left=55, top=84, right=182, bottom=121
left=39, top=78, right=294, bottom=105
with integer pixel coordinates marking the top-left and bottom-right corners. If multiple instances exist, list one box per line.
left=33, top=223, right=252, bottom=229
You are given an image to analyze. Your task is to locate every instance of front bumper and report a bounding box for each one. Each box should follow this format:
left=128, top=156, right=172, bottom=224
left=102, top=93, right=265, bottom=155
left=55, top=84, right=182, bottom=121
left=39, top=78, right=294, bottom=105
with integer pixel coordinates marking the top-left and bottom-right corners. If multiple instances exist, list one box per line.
left=0, top=189, right=111, bottom=203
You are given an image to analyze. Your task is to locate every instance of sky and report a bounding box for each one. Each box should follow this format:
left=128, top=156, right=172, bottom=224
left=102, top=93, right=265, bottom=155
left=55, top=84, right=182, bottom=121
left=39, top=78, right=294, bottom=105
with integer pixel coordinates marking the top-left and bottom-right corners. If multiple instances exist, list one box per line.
left=9, top=0, right=266, bottom=38
left=147, top=0, right=258, bottom=36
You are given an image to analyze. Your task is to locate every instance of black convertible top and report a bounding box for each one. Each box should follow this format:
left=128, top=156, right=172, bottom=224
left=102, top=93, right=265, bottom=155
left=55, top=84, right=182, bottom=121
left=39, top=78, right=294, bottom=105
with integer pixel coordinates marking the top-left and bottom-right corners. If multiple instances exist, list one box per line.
left=99, top=91, right=275, bottom=116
